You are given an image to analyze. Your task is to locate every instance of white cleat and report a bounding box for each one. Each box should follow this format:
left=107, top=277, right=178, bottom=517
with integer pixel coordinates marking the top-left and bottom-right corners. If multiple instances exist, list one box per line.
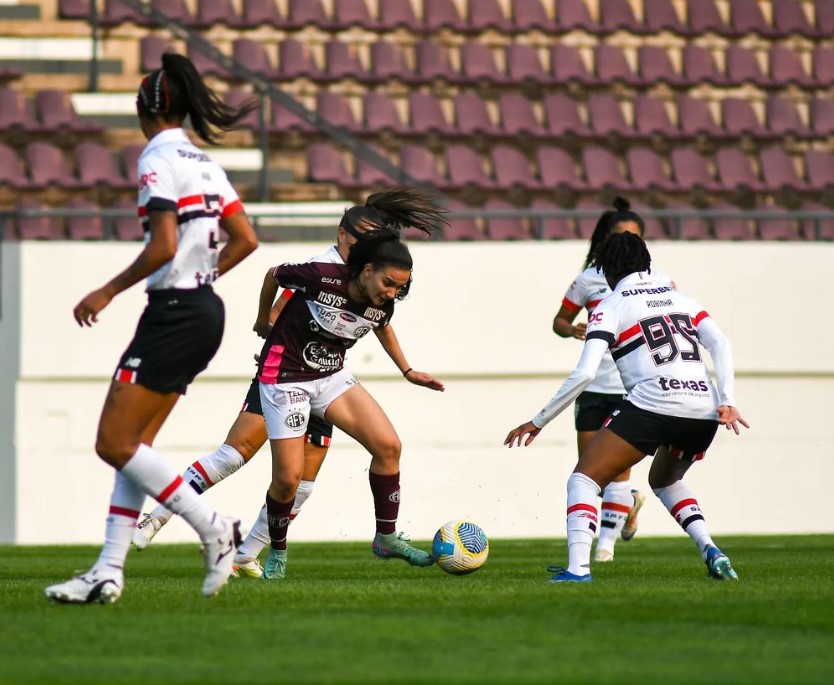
left=593, top=548, right=615, bottom=563
left=232, top=555, right=264, bottom=579
left=621, top=489, right=646, bottom=542
left=201, top=516, right=242, bottom=597
left=45, top=568, right=123, bottom=605
left=132, top=513, right=166, bottom=551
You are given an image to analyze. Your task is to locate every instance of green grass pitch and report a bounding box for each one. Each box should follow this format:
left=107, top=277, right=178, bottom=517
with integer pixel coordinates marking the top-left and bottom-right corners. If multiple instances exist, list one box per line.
left=1, top=536, right=832, bottom=685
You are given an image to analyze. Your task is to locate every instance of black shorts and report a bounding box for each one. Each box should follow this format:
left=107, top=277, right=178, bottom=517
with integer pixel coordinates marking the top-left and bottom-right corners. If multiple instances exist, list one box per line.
left=241, top=378, right=334, bottom=447
left=603, top=401, right=719, bottom=462
left=574, top=391, right=625, bottom=432
left=114, top=287, right=224, bottom=395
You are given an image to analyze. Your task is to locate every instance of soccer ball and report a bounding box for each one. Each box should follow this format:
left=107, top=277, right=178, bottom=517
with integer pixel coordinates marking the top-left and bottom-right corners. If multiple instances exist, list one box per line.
left=431, top=520, right=489, bottom=575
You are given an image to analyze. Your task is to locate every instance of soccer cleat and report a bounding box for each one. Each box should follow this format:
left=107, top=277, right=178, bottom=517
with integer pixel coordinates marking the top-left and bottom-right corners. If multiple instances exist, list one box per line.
left=263, top=548, right=288, bottom=580
left=621, top=489, right=645, bottom=541
left=232, top=555, right=264, bottom=579
left=593, top=548, right=614, bottom=563
left=45, top=568, right=123, bottom=604
left=705, top=546, right=739, bottom=581
left=132, top=513, right=166, bottom=551
left=200, top=516, right=242, bottom=597
left=372, top=532, right=434, bottom=567
left=546, top=565, right=592, bottom=583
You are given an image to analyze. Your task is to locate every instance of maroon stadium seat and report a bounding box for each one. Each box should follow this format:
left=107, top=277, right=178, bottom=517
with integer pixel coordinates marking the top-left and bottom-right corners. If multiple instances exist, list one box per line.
left=550, top=44, right=594, bottom=86
left=771, top=0, right=813, bottom=36
left=35, top=89, right=100, bottom=133
left=600, top=0, right=640, bottom=32
left=307, top=143, right=349, bottom=184
left=634, top=94, right=677, bottom=137
left=194, top=0, right=241, bottom=28
left=355, top=144, right=393, bottom=187
left=721, top=98, right=767, bottom=137
left=240, top=0, right=285, bottom=28
left=76, top=141, right=133, bottom=189
left=0, top=142, right=32, bottom=188
left=446, top=144, right=495, bottom=189
left=632, top=204, right=668, bottom=240
left=760, top=147, right=806, bottom=191
left=15, top=200, right=65, bottom=240
left=575, top=199, right=605, bottom=239
left=121, top=144, right=144, bottom=185
left=484, top=199, right=531, bottom=240
left=670, top=148, right=720, bottom=192
left=812, top=47, right=834, bottom=88
left=506, top=44, right=550, bottom=84
left=687, top=0, right=729, bottom=35
left=588, top=93, right=632, bottom=137
left=530, top=199, right=576, bottom=239
left=769, top=45, right=813, bottom=88
left=460, top=42, right=506, bottom=84
left=805, top=150, right=834, bottom=191
left=316, top=91, right=360, bottom=133
left=802, top=202, right=834, bottom=240
left=810, top=98, right=834, bottom=136
left=583, top=146, right=630, bottom=191
left=187, top=44, right=235, bottom=81
left=415, top=41, right=459, bottom=83
left=817, top=0, right=834, bottom=36
left=556, top=0, right=597, bottom=33
left=729, top=0, right=772, bottom=35
left=490, top=145, right=541, bottom=190
left=676, top=94, right=722, bottom=136
left=66, top=200, right=106, bottom=240
left=498, top=93, right=544, bottom=136
left=378, top=0, right=421, bottom=31
left=467, top=0, right=512, bottom=32
left=543, top=94, right=590, bottom=137
left=233, top=39, right=280, bottom=80
left=425, top=0, right=467, bottom=32
left=725, top=45, right=768, bottom=87
left=715, top=148, right=764, bottom=192
left=371, top=42, right=415, bottom=82
left=638, top=46, right=685, bottom=87
left=627, top=147, right=675, bottom=192
left=277, top=39, right=323, bottom=80
left=270, top=97, right=314, bottom=134
left=682, top=45, right=725, bottom=85
left=400, top=144, right=445, bottom=186
left=0, top=87, right=38, bottom=131
left=363, top=92, right=406, bottom=134
left=26, top=142, right=79, bottom=188
left=444, top=200, right=485, bottom=240
left=408, top=92, right=453, bottom=135
left=332, top=0, right=376, bottom=30
left=665, top=203, right=713, bottom=240
left=286, top=0, right=330, bottom=29
left=536, top=146, right=586, bottom=191
left=757, top=205, right=803, bottom=240
left=511, top=0, right=554, bottom=32
left=711, top=203, right=754, bottom=239
left=102, top=0, right=148, bottom=26
left=642, top=0, right=686, bottom=34
left=325, top=41, right=367, bottom=81
left=112, top=199, right=144, bottom=241
left=594, top=44, right=639, bottom=87
left=765, top=95, right=810, bottom=137
left=453, top=91, right=499, bottom=135
left=140, top=36, right=171, bottom=72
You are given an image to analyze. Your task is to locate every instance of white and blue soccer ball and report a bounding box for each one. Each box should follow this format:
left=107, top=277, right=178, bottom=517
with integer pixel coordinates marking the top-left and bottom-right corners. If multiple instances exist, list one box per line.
left=432, top=520, right=489, bottom=575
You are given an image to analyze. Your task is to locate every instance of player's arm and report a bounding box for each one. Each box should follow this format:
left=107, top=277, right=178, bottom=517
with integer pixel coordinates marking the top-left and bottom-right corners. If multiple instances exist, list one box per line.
left=269, top=289, right=293, bottom=326
left=254, top=267, right=280, bottom=338
left=696, top=314, right=750, bottom=434
left=553, top=303, right=585, bottom=340
left=217, top=209, right=258, bottom=278
left=373, top=324, right=444, bottom=391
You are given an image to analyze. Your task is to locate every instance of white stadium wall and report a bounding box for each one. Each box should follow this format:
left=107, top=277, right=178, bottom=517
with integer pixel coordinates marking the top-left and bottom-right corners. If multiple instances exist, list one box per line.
left=1, top=240, right=832, bottom=544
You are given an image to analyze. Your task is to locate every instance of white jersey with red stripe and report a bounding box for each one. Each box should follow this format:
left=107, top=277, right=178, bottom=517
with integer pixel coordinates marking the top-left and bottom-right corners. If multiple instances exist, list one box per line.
left=136, top=128, right=243, bottom=291
left=532, top=272, right=736, bottom=429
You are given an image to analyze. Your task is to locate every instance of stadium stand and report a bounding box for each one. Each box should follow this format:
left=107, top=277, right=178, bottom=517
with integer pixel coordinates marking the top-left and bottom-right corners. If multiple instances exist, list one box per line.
left=0, top=0, right=830, bottom=240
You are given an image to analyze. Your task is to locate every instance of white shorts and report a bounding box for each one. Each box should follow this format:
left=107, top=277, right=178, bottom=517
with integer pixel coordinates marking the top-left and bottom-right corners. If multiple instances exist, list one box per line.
left=259, top=368, right=358, bottom=440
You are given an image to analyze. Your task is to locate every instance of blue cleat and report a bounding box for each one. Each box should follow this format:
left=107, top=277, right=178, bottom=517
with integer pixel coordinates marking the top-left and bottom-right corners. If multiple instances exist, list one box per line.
left=546, top=565, right=592, bottom=583
left=705, top=546, right=739, bottom=581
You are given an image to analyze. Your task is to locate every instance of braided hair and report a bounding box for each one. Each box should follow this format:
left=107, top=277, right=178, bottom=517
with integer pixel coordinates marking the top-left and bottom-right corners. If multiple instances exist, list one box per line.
left=594, top=231, right=652, bottom=287
left=346, top=229, right=415, bottom=301
left=582, top=196, right=646, bottom=269
left=340, top=186, right=449, bottom=239
left=136, top=52, right=257, bottom=145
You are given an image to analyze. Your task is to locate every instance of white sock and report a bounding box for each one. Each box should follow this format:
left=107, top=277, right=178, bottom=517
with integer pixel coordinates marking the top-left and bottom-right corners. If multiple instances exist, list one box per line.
left=148, top=445, right=246, bottom=524
left=290, top=479, right=315, bottom=519
left=566, top=472, right=601, bottom=575
left=96, top=471, right=145, bottom=574
left=596, top=480, right=632, bottom=554
left=654, top=480, right=715, bottom=559
left=236, top=505, right=269, bottom=560
left=120, top=444, right=222, bottom=541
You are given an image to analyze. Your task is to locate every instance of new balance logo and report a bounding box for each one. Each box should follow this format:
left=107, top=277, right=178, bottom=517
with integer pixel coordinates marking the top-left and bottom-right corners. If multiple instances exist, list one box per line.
left=124, top=357, right=142, bottom=368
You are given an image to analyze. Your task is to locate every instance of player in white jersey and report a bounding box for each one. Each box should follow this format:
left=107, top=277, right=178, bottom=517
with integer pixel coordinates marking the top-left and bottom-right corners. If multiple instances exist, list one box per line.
left=505, top=232, right=749, bottom=583
left=46, top=53, right=259, bottom=605
left=254, top=187, right=448, bottom=579
left=553, top=198, right=656, bottom=561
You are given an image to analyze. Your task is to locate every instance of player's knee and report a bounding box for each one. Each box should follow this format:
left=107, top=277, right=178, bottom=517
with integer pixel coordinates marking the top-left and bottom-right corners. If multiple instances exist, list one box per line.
left=94, top=431, right=137, bottom=467
left=373, top=435, right=402, bottom=466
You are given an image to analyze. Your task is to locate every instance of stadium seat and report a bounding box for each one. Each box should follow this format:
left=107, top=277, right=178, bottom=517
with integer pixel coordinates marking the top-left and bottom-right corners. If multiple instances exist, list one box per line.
left=556, top=0, right=597, bottom=33
left=121, top=144, right=143, bottom=185
left=277, top=39, right=323, bottom=81
left=425, top=0, right=468, bottom=32
left=626, top=147, right=675, bottom=192
left=59, top=0, right=90, bottom=19
left=355, top=144, right=394, bottom=187
left=460, top=42, right=506, bottom=84
left=506, top=44, right=551, bottom=85
left=468, top=0, right=513, bottom=33
left=15, top=200, right=65, bottom=240
left=676, top=94, right=722, bottom=136
left=711, top=203, right=754, bottom=239
left=316, top=91, right=360, bottom=133
left=642, top=0, right=687, bottom=34
left=233, top=39, right=280, bottom=80
left=725, top=45, right=768, bottom=87
left=66, top=200, right=106, bottom=240
left=453, top=92, right=499, bottom=136
left=490, top=145, right=541, bottom=191
left=535, top=146, right=586, bottom=191
left=769, top=45, right=814, bottom=88
left=325, top=41, right=367, bottom=81
left=187, top=44, right=235, bottom=81
left=400, top=144, right=445, bottom=186
left=0, top=87, right=39, bottom=131
left=443, top=200, right=485, bottom=240
left=498, top=93, right=545, bottom=137
left=633, top=203, right=668, bottom=240
left=715, top=149, right=764, bottom=192
left=112, top=199, right=144, bottom=241
left=101, top=0, right=148, bottom=26
left=594, top=44, right=639, bottom=87
left=665, top=203, right=713, bottom=240
left=415, top=41, right=459, bottom=83
left=729, top=0, right=772, bottom=36
left=407, top=92, right=453, bottom=135
left=760, top=147, right=806, bottom=192
left=600, top=0, right=640, bottom=33
left=530, top=199, right=576, bottom=240
left=687, top=0, right=730, bottom=35
left=721, top=98, right=768, bottom=138
left=332, top=0, right=376, bottom=30
left=817, top=0, right=834, bottom=36
left=446, top=144, right=495, bottom=189
left=76, top=142, right=133, bottom=189
left=0, top=141, right=32, bottom=188
left=484, top=199, right=531, bottom=240
left=682, top=45, right=725, bottom=85
left=240, top=0, right=285, bottom=28
left=193, top=0, right=241, bottom=28
left=371, top=42, right=415, bottom=83
left=638, top=46, right=685, bottom=87
left=575, top=198, right=604, bottom=238
left=805, top=150, right=834, bottom=191
left=25, top=142, right=79, bottom=188
left=771, top=0, right=813, bottom=37
left=307, top=143, right=349, bottom=184
left=583, top=146, right=630, bottom=191
left=765, top=96, right=810, bottom=138
left=757, top=204, right=803, bottom=240
left=812, top=47, right=834, bottom=88
left=550, top=44, right=594, bottom=86
left=286, top=0, right=330, bottom=29
left=634, top=94, right=677, bottom=137
left=140, top=36, right=170, bottom=72
left=35, top=89, right=100, bottom=134
left=543, top=94, right=590, bottom=137
left=511, top=0, right=554, bottom=33
left=802, top=202, right=834, bottom=240
left=810, top=98, right=834, bottom=136
left=363, top=92, right=406, bottom=135
left=670, top=148, right=720, bottom=192
left=378, top=0, right=421, bottom=31
left=270, top=97, right=314, bottom=134
left=588, top=94, right=632, bottom=137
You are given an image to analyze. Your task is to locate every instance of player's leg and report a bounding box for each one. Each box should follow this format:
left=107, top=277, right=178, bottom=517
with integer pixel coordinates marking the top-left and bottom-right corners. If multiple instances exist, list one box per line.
left=324, top=379, right=433, bottom=567
left=134, top=380, right=268, bottom=549
left=648, top=421, right=736, bottom=580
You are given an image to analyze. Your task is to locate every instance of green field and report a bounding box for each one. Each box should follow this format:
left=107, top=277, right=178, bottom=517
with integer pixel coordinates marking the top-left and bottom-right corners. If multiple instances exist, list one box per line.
left=1, top=536, right=832, bottom=685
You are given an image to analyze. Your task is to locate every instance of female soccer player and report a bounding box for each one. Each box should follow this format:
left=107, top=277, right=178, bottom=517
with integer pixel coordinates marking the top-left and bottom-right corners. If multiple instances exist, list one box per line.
left=505, top=232, right=749, bottom=583
left=255, top=187, right=447, bottom=579
left=552, top=197, right=654, bottom=562
left=45, top=53, right=259, bottom=604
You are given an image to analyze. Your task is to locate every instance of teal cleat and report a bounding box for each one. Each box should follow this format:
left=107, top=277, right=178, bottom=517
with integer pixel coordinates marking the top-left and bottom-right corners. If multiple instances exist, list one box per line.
left=705, top=546, right=738, bottom=581
left=372, top=532, right=434, bottom=567
left=263, top=548, right=287, bottom=580
left=546, top=565, right=592, bottom=583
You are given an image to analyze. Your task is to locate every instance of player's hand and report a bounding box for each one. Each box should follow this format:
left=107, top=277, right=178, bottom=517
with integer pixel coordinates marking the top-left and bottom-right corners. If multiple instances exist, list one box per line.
left=718, top=405, right=750, bottom=435
left=572, top=322, right=587, bottom=340
left=404, top=369, right=445, bottom=392
left=253, top=317, right=271, bottom=338
left=504, top=421, right=542, bottom=448
left=73, top=288, right=113, bottom=327
left=253, top=353, right=261, bottom=365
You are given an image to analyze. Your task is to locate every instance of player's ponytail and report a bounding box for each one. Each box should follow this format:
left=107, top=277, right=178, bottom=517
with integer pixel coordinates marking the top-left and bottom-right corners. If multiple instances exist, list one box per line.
left=595, top=231, right=652, bottom=285
left=136, top=52, right=257, bottom=145
left=582, top=196, right=646, bottom=269
left=340, top=186, right=448, bottom=238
